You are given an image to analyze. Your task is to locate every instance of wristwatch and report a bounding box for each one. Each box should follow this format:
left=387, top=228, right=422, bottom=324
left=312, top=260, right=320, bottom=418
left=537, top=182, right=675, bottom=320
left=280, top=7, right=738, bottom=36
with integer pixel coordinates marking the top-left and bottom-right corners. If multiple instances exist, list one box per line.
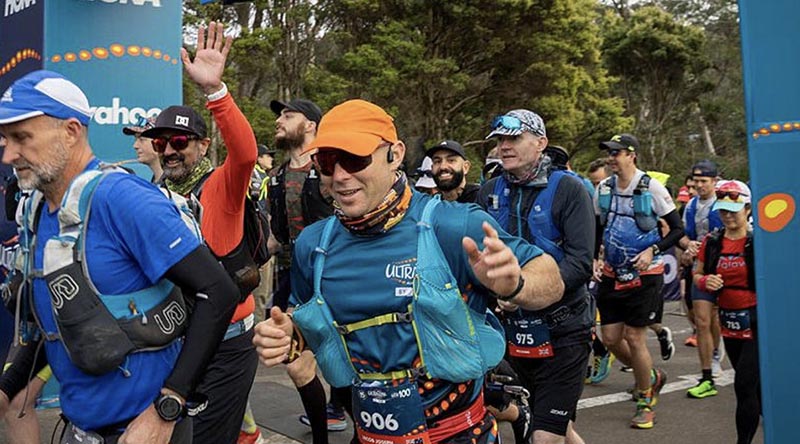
left=650, top=244, right=661, bottom=256
left=154, top=393, right=185, bottom=422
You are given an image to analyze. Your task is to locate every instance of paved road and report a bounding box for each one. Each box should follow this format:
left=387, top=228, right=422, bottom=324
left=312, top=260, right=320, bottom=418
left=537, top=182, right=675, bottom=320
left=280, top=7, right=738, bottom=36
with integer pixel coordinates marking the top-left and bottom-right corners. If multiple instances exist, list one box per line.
left=0, top=302, right=764, bottom=443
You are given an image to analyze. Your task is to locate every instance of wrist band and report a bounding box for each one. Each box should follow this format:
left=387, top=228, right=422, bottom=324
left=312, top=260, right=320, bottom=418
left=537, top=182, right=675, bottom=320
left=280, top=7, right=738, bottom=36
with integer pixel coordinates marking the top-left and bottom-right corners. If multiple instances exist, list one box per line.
left=206, top=82, right=228, bottom=102
left=497, top=275, right=525, bottom=301
left=697, top=275, right=710, bottom=292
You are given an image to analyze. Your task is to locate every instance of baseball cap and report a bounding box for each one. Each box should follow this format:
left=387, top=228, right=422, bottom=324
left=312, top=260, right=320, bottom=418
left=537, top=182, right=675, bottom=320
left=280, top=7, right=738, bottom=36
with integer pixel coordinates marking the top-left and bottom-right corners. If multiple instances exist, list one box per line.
left=270, top=99, right=323, bottom=126
left=0, top=70, right=93, bottom=126
left=544, top=145, right=570, bottom=169
left=141, top=105, right=207, bottom=138
left=677, top=186, right=691, bottom=203
left=691, top=160, right=718, bottom=178
left=257, top=144, right=276, bottom=156
left=486, top=109, right=546, bottom=139
left=415, top=157, right=436, bottom=189
left=122, top=115, right=157, bottom=136
left=304, top=99, right=399, bottom=156
left=599, top=133, right=639, bottom=152
left=425, top=139, right=466, bottom=159
left=713, top=180, right=751, bottom=212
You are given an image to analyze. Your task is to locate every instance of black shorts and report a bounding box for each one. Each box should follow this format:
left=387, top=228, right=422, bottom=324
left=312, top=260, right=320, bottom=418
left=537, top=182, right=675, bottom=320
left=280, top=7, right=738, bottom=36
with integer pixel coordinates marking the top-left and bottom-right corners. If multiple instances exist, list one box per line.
left=510, top=343, right=591, bottom=436
left=596, top=274, right=664, bottom=327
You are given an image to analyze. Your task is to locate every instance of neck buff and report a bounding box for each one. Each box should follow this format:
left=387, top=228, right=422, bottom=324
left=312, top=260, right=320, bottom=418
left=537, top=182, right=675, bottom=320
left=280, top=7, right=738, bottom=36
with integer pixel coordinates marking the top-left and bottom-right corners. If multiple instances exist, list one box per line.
left=335, top=172, right=411, bottom=236
left=164, top=157, right=214, bottom=196
left=504, top=154, right=552, bottom=187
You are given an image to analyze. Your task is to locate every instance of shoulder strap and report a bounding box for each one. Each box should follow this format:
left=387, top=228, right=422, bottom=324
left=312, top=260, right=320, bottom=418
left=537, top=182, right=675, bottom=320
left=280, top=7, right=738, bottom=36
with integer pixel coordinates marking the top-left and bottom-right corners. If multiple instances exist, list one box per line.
left=190, top=170, right=215, bottom=199
left=312, top=218, right=338, bottom=299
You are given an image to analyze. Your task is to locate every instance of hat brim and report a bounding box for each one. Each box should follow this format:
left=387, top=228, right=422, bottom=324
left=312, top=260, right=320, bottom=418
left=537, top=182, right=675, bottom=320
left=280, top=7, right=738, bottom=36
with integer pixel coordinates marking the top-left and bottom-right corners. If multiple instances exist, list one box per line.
left=713, top=200, right=746, bottom=212
left=0, top=109, right=44, bottom=125
left=485, top=127, right=523, bottom=140
left=122, top=126, right=145, bottom=136
left=304, top=131, right=384, bottom=156
left=599, top=141, right=631, bottom=151
left=425, top=146, right=465, bottom=159
left=141, top=125, right=202, bottom=139
left=270, top=100, right=287, bottom=115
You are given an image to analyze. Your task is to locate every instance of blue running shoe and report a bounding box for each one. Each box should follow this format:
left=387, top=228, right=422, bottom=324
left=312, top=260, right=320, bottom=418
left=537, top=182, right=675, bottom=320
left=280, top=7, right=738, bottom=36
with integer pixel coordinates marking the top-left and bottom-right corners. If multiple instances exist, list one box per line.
left=589, top=353, right=616, bottom=384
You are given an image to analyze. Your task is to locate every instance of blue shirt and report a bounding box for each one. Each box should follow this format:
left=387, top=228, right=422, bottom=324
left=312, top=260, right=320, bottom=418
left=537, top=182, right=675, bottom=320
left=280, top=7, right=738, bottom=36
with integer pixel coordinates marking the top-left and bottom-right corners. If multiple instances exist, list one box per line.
left=32, top=166, right=200, bottom=430
left=290, top=192, right=541, bottom=407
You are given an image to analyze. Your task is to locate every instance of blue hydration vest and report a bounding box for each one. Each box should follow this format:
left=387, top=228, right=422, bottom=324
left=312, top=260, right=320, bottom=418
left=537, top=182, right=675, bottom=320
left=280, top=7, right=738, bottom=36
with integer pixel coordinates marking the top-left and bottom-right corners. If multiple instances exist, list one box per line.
left=488, top=170, right=588, bottom=262
left=684, top=196, right=723, bottom=240
left=291, top=196, right=505, bottom=387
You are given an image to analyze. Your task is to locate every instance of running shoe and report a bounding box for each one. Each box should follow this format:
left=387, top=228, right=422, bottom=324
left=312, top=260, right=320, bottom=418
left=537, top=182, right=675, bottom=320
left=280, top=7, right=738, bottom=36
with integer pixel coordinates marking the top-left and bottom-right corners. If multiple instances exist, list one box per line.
left=510, top=403, right=533, bottom=444
left=712, top=348, right=724, bottom=377
left=684, top=333, right=698, bottom=347
left=630, top=403, right=655, bottom=429
left=657, top=327, right=675, bottom=361
left=687, top=379, right=718, bottom=399
left=589, top=353, right=616, bottom=384
left=237, top=429, right=265, bottom=444
left=299, top=403, right=348, bottom=432
left=650, top=368, right=667, bottom=406
left=620, top=365, right=634, bottom=373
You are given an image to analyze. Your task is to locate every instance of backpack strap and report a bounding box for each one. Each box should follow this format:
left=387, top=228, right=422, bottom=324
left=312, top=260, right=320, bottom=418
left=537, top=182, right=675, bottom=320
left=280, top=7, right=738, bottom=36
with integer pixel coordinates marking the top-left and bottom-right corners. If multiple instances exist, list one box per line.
left=312, top=217, right=338, bottom=299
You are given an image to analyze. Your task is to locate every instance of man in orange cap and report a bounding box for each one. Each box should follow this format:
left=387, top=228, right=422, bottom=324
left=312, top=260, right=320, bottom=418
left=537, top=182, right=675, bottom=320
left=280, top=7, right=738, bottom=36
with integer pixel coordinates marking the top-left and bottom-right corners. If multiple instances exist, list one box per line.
left=254, top=99, right=564, bottom=444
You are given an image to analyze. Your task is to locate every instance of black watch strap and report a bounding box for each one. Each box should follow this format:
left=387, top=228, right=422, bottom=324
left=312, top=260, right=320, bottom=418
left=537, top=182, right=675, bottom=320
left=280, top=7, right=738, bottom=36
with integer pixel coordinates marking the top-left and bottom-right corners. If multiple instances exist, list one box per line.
left=496, top=275, right=525, bottom=301
left=154, top=394, right=185, bottom=422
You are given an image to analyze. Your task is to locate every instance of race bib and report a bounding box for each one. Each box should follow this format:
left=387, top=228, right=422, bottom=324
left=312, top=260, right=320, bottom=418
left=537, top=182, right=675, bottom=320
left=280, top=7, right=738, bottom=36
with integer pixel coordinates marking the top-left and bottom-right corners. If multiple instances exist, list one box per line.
left=720, top=308, right=753, bottom=340
left=614, top=266, right=642, bottom=290
left=505, top=316, right=554, bottom=359
left=352, top=379, right=432, bottom=444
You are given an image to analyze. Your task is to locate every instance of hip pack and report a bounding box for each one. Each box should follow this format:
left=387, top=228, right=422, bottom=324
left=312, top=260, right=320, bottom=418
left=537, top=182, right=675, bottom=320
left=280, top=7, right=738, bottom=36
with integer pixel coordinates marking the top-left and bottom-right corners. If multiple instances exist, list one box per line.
left=292, top=196, right=505, bottom=387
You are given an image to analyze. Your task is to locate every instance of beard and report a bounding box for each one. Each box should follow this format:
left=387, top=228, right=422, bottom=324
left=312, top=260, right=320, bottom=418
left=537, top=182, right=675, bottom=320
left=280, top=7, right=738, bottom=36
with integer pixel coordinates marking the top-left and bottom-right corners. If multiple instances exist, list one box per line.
left=15, top=141, right=69, bottom=191
left=434, top=168, right=465, bottom=192
left=161, top=152, right=203, bottom=183
left=275, top=125, right=305, bottom=152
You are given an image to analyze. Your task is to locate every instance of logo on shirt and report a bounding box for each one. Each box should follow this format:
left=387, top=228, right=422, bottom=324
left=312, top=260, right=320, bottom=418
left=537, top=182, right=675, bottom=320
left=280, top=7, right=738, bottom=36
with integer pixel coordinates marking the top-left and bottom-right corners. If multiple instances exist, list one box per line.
left=48, top=274, right=79, bottom=310
left=385, top=258, right=416, bottom=286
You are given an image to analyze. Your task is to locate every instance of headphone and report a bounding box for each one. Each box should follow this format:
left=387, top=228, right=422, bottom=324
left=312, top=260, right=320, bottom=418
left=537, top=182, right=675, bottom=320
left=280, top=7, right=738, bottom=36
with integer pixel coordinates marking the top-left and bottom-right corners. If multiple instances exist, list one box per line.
left=387, top=148, right=394, bottom=163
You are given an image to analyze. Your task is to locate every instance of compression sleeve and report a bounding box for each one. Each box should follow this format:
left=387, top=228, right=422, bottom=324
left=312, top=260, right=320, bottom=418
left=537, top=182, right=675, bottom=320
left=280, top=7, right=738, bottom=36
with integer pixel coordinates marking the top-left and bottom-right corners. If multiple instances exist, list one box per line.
left=0, top=338, right=47, bottom=401
left=656, top=210, right=684, bottom=253
left=162, top=246, right=239, bottom=399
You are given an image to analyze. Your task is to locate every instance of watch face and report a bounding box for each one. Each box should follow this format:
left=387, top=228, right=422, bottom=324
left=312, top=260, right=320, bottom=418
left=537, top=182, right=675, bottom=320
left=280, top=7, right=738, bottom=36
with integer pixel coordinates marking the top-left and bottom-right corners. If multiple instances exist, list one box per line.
left=158, top=396, right=182, bottom=421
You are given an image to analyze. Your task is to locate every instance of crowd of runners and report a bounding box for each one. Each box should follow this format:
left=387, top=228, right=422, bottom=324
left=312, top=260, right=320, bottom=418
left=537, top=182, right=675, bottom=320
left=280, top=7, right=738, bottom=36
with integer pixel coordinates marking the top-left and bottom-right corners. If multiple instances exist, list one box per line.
left=0, top=22, right=760, bottom=444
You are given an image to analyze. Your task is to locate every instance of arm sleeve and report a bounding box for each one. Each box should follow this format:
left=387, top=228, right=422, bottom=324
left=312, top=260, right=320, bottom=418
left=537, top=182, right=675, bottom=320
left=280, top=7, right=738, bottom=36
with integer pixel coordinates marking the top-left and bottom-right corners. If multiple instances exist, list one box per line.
left=554, top=178, right=595, bottom=291
left=0, top=338, right=47, bottom=401
left=655, top=210, right=684, bottom=252
left=162, top=246, right=239, bottom=399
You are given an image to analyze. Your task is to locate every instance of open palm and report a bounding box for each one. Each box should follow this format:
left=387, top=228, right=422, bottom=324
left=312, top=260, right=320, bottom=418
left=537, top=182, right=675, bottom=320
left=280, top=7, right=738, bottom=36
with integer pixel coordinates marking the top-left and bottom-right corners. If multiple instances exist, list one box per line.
left=181, top=21, right=232, bottom=94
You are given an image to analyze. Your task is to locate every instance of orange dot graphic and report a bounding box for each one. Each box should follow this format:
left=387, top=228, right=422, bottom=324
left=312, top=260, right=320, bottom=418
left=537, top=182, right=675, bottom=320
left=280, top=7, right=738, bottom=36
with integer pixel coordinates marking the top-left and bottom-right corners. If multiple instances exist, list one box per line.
left=783, top=122, right=793, bottom=131
left=110, top=44, right=125, bottom=57
left=142, top=47, right=152, bottom=57
left=93, top=48, right=109, bottom=59
left=51, top=55, right=62, bottom=63
left=153, top=50, right=162, bottom=59
left=79, top=50, right=91, bottom=61
left=758, top=128, right=769, bottom=135
left=758, top=193, right=795, bottom=233
left=770, top=124, right=781, bottom=132
left=64, top=53, right=77, bottom=62
left=163, top=54, right=171, bottom=62
left=172, top=59, right=178, bottom=65
left=127, top=46, right=141, bottom=56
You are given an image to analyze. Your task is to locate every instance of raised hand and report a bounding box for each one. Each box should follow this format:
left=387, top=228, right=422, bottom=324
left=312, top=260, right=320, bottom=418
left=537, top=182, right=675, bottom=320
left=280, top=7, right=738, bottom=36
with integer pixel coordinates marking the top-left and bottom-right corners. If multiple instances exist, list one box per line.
left=181, top=21, right=233, bottom=95
left=462, top=222, right=521, bottom=298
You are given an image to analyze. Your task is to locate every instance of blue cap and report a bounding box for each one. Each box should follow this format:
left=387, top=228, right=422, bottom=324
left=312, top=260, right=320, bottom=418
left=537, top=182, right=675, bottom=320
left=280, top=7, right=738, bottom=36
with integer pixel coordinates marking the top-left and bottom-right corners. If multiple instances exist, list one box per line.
left=0, top=70, right=93, bottom=126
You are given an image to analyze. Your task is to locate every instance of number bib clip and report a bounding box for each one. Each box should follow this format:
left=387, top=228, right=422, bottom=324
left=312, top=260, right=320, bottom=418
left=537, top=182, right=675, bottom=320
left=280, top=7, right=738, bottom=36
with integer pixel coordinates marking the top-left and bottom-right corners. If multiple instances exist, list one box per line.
left=720, top=308, right=753, bottom=340
left=505, top=316, right=554, bottom=359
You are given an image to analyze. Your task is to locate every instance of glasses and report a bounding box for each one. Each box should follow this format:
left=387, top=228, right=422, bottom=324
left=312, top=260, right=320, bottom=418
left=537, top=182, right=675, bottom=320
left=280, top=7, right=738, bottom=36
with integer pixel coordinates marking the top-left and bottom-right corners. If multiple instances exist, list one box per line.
left=152, top=134, right=199, bottom=153
left=716, top=190, right=746, bottom=201
left=312, top=149, right=375, bottom=176
left=607, top=149, right=624, bottom=157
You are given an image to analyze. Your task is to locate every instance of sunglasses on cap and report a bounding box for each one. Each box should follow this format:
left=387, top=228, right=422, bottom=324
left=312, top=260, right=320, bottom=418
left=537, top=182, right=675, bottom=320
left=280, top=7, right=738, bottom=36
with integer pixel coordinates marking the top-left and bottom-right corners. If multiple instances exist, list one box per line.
left=716, top=190, right=747, bottom=201
left=491, top=115, right=535, bottom=133
left=152, top=134, right=200, bottom=153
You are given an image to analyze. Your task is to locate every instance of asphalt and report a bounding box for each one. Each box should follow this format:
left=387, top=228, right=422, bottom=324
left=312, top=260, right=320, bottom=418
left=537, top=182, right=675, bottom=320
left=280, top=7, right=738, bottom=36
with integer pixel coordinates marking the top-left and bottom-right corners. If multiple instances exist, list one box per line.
left=0, top=302, right=765, bottom=443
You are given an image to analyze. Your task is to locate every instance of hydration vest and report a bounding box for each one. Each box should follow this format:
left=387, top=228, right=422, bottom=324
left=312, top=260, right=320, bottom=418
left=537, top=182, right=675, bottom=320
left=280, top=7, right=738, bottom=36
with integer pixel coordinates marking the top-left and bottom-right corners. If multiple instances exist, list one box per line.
left=597, top=174, right=659, bottom=232
left=703, top=229, right=755, bottom=292
left=488, top=170, right=585, bottom=262
left=268, top=162, right=333, bottom=247
left=291, top=196, right=505, bottom=387
left=190, top=171, right=271, bottom=301
left=18, top=167, right=199, bottom=376
left=684, top=196, right=724, bottom=240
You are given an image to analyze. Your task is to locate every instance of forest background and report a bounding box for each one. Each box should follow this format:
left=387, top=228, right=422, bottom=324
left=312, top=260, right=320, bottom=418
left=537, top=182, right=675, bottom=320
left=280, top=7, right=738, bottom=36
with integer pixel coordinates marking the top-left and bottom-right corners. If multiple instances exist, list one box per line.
left=183, top=0, right=747, bottom=187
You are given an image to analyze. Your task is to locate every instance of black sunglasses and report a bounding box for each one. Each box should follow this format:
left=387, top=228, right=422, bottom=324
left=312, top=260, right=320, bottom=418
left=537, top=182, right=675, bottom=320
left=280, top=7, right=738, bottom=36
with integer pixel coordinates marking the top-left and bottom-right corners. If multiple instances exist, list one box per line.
left=152, top=134, right=200, bottom=153
left=312, top=144, right=391, bottom=176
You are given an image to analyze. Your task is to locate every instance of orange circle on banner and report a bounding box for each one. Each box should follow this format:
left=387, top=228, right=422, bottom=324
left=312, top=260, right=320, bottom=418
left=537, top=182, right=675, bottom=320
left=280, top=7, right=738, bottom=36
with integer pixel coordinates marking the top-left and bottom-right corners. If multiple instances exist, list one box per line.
left=758, top=193, right=795, bottom=232
left=153, top=50, right=162, bottom=60
left=127, top=46, right=141, bottom=56
left=110, top=44, right=125, bottom=57
left=163, top=54, right=171, bottom=62
left=64, top=53, right=77, bottom=62
left=93, top=48, right=109, bottom=59
left=51, top=55, right=61, bottom=63
left=79, top=50, right=91, bottom=61
left=142, top=47, right=152, bottom=57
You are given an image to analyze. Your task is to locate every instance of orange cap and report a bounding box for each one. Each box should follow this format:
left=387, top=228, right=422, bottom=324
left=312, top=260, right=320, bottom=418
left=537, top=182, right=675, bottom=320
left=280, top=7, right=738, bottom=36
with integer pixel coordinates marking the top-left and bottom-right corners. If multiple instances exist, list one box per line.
left=304, top=99, right=398, bottom=156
